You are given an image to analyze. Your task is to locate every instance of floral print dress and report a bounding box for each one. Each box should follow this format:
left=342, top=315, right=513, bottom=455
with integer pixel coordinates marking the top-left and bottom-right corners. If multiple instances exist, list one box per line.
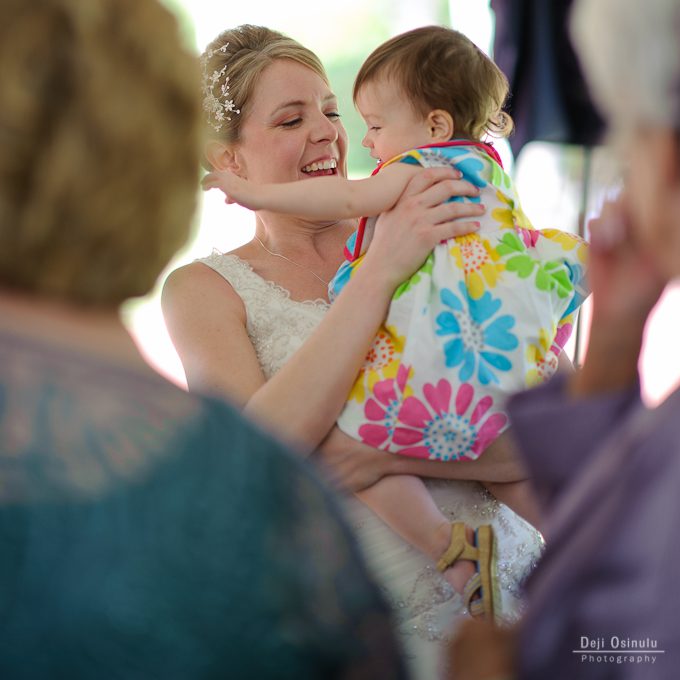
left=330, top=141, right=589, bottom=462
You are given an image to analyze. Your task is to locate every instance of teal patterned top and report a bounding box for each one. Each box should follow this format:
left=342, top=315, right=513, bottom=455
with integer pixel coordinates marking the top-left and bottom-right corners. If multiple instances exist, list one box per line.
left=0, top=329, right=406, bottom=679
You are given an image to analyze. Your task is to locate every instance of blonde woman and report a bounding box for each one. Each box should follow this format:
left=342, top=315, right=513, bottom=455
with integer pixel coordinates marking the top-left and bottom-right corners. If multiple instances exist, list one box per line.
left=0, top=1, right=407, bottom=677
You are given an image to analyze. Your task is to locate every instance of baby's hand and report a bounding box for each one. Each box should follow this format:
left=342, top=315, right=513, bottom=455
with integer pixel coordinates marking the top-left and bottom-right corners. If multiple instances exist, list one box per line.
left=201, top=169, right=257, bottom=208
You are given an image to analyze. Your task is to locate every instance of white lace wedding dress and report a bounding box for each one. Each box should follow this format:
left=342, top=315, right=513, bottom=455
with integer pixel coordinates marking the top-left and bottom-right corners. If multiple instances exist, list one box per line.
left=199, top=251, right=544, bottom=680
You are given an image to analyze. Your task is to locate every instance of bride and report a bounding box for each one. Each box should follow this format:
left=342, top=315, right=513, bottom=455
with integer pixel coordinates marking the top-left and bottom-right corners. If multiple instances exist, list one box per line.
left=163, top=24, right=543, bottom=679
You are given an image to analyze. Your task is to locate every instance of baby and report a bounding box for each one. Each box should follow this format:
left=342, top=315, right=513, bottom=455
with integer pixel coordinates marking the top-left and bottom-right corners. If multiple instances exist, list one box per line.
left=206, top=26, right=589, bottom=619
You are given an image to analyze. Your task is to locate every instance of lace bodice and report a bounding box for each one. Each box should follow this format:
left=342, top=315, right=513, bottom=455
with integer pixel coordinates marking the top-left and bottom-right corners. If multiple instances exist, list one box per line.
left=198, top=251, right=329, bottom=378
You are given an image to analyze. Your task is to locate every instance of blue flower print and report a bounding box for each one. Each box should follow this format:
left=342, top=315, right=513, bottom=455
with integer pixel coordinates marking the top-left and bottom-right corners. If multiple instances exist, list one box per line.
left=435, top=282, right=518, bottom=385
left=419, top=148, right=486, bottom=204
left=561, top=261, right=588, bottom=318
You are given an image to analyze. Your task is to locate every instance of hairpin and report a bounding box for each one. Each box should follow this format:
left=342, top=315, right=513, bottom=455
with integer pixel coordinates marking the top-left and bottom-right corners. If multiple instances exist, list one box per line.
left=201, top=43, right=240, bottom=132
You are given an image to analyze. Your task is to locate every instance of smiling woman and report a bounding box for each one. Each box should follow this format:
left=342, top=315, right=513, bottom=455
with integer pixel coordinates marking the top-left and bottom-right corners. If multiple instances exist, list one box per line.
left=161, top=23, right=542, bottom=679
left=205, top=59, right=346, bottom=188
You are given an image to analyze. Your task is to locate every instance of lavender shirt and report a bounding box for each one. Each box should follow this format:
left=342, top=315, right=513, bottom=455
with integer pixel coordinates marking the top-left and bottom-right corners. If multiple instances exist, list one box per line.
left=509, top=374, right=680, bottom=679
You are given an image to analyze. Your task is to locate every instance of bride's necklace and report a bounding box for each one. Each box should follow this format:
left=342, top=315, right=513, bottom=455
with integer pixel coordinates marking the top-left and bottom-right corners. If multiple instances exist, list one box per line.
left=254, top=235, right=329, bottom=286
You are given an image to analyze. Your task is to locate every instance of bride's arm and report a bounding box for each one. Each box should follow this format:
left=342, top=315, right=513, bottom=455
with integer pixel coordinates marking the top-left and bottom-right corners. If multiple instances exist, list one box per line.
left=316, top=427, right=528, bottom=492
left=163, top=169, right=483, bottom=452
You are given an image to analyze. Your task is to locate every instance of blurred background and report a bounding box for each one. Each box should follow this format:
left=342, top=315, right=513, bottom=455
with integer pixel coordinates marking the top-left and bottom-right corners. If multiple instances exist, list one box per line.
left=126, top=0, right=680, bottom=405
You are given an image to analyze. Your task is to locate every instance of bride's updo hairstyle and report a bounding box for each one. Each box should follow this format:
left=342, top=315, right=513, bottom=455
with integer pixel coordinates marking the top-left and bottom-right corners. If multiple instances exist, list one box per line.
left=0, top=0, right=201, bottom=306
left=200, top=25, right=328, bottom=149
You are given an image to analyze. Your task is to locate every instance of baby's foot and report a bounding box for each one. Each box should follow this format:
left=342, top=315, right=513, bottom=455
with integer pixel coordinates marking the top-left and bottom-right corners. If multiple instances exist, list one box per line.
left=434, top=522, right=478, bottom=594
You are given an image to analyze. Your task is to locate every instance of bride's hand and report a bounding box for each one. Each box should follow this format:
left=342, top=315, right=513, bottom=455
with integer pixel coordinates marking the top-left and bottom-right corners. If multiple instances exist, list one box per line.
left=315, top=427, right=393, bottom=492
left=364, top=167, right=486, bottom=291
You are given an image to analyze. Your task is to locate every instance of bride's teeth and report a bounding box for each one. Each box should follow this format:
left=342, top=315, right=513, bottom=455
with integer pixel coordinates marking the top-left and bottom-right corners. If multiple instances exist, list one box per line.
left=302, top=159, right=337, bottom=173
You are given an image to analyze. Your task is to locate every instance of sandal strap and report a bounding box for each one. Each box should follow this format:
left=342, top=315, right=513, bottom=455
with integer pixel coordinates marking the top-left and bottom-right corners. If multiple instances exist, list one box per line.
left=463, top=571, right=488, bottom=619
left=463, top=572, right=482, bottom=607
left=436, top=522, right=479, bottom=572
left=468, top=597, right=486, bottom=618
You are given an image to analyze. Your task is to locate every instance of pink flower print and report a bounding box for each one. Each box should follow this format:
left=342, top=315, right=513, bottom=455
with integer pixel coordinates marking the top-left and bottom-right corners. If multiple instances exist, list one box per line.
left=552, top=314, right=574, bottom=352
left=516, top=226, right=540, bottom=249
left=392, top=380, right=507, bottom=461
left=358, top=364, right=412, bottom=449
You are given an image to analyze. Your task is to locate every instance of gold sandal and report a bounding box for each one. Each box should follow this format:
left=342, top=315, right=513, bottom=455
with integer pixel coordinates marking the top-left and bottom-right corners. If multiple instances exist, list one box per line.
left=436, top=522, right=499, bottom=620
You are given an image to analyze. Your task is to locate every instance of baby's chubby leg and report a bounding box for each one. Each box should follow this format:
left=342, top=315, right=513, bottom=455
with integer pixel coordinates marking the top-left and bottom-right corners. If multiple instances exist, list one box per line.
left=355, top=474, right=477, bottom=593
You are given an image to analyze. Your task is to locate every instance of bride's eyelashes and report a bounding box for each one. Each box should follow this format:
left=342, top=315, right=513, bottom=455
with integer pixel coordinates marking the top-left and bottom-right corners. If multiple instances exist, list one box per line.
left=279, top=111, right=342, bottom=129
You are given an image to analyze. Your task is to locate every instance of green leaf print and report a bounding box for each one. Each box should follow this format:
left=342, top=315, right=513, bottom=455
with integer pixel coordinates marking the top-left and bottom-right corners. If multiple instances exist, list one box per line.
left=393, top=252, right=435, bottom=300
left=535, top=262, right=574, bottom=297
left=549, top=267, right=574, bottom=298
left=506, top=254, right=536, bottom=278
left=496, top=231, right=526, bottom=256
left=498, top=232, right=575, bottom=297
left=534, top=265, right=552, bottom=291
left=489, top=162, right=513, bottom=190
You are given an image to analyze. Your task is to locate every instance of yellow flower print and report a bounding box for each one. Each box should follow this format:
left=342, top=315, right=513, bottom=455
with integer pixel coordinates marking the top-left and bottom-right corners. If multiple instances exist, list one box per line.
left=541, top=228, right=589, bottom=263
left=348, top=325, right=412, bottom=403
left=525, top=327, right=559, bottom=386
left=491, top=190, right=532, bottom=231
left=449, top=235, right=505, bottom=299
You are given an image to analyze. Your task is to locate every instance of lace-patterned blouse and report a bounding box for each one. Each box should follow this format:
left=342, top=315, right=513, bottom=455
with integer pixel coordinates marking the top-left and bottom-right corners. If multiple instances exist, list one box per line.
left=0, top=327, right=406, bottom=679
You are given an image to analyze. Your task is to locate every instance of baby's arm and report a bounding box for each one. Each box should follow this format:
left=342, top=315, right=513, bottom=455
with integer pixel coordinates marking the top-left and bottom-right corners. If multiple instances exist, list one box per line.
left=203, top=163, right=424, bottom=220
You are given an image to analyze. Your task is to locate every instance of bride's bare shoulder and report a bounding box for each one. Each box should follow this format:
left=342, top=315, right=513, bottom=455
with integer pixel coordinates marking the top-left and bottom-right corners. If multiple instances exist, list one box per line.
left=161, top=260, right=246, bottom=324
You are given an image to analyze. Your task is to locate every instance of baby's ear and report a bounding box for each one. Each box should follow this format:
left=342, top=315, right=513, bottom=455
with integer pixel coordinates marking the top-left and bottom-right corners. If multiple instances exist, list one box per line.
left=427, top=109, right=454, bottom=142
left=205, top=141, right=243, bottom=175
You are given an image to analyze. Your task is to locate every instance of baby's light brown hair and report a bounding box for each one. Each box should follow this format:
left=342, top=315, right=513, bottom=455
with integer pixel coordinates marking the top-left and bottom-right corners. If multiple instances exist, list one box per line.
left=353, top=25, right=513, bottom=141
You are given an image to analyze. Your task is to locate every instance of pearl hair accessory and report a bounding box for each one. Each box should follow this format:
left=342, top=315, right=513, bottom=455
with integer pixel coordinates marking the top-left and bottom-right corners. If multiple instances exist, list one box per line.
left=201, top=43, right=240, bottom=132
